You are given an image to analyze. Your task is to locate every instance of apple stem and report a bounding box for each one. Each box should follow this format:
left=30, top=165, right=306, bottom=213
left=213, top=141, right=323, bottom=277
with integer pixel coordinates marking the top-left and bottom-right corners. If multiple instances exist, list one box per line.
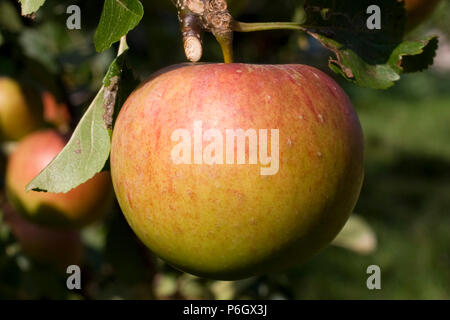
left=214, top=32, right=234, bottom=63
left=172, top=1, right=305, bottom=64
left=232, top=21, right=303, bottom=33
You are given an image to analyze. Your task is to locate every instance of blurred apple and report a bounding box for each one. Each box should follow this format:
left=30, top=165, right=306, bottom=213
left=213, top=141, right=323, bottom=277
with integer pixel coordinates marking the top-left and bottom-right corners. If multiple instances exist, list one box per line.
left=405, top=0, right=442, bottom=32
left=0, top=77, right=44, bottom=141
left=2, top=203, right=84, bottom=268
left=41, top=91, right=71, bottom=133
left=6, top=130, right=113, bottom=228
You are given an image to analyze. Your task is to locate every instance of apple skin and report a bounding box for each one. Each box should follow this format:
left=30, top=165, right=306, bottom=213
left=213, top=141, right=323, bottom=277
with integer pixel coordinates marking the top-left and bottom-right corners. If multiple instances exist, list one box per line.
left=405, top=0, right=441, bottom=32
left=6, top=130, right=114, bottom=229
left=0, top=77, right=44, bottom=141
left=2, top=203, right=84, bottom=268
left=111, top=63, right=364, bottom=280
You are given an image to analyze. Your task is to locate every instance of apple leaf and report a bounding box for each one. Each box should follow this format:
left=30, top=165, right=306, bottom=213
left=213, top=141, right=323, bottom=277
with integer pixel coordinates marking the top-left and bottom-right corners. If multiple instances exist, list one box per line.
left=400, top=36, right=439, bottom=73
left=26, top=40, right=136, bottom=193
left=331, top=215, right=377, bottom=255
left=94, top=0, right=144, bottom=53
left=17, top=0, right=45, bottom=16
left=25, top=88, right=110, bottom=193
left=302, top=0, right=439, bottom=89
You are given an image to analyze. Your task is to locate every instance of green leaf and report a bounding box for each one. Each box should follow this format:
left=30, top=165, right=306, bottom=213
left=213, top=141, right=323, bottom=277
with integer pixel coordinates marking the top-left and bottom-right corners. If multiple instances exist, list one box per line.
left=302, top=0, right=439, bottom=89
left=94, top=0, right=144, bottom=53
left=26, top=87, right=111, bottom=193
left=17, top=0, right=45, bottom=16
left=332, top=215, right=377, bottom=255
left=399, top=36, right=439, bottom=73
left=26, top=43, right=133, bottom=194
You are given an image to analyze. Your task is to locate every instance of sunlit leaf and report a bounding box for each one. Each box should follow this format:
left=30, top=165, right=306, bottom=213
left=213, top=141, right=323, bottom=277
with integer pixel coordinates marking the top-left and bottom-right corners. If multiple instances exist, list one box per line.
left=332, top=215, right=377, bottom=255
left=17, top=0, right=45, bottom=16
left=26, top=41, right=134, bottom=193
left=94, top=0, right=144, bottom=52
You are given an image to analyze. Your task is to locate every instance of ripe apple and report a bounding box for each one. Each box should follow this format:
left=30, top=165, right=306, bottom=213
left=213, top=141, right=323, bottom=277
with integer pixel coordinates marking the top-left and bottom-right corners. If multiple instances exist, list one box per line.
left=111, top=63, right=364, bottom=280
left=2, top=203, right=84, bottom=268
left=0, top=77, right=44, bottom=141
left=405, top=0, right=442, bottom=32
left=6, top=130, right=113, bottom=228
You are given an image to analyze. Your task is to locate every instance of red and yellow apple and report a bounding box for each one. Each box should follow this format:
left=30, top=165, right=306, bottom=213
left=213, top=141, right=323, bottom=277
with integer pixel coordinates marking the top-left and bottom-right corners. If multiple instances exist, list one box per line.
left=0, top=77, right=44, bottom=141
left=2, top=203, right=84, bottom=268
left=6, top=130, right=113, bottom=228
left=405, top=0, right=442, bottom=32
left=111, top=63, right=364, bottom=280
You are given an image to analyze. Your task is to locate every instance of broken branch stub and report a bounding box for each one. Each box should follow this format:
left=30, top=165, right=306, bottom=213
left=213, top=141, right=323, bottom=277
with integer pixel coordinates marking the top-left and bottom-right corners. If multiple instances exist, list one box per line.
left=174, top=0, right=233, bottom=62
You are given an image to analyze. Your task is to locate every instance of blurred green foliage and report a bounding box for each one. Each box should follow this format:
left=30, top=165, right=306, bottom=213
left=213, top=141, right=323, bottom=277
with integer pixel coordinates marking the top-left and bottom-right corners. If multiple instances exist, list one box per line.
left=0, top=0, right=449, bottom=299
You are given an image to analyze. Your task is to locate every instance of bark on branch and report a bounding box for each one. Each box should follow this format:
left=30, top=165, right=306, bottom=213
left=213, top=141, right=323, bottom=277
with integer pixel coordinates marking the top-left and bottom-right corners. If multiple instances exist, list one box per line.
left=173, top=0, right=233, bottom=63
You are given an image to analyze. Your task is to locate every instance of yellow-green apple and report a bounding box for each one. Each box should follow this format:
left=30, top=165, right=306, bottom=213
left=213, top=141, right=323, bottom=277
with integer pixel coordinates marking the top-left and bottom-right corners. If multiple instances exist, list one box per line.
left=2, top=203, right=84, bottom=268
left=405, top=0, right=442, bottom=32
left=0, top=77, right=44, bottom=141
left=111, top=63, right=364, bottom=280
left=6, top=130, right=113, bottom=228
